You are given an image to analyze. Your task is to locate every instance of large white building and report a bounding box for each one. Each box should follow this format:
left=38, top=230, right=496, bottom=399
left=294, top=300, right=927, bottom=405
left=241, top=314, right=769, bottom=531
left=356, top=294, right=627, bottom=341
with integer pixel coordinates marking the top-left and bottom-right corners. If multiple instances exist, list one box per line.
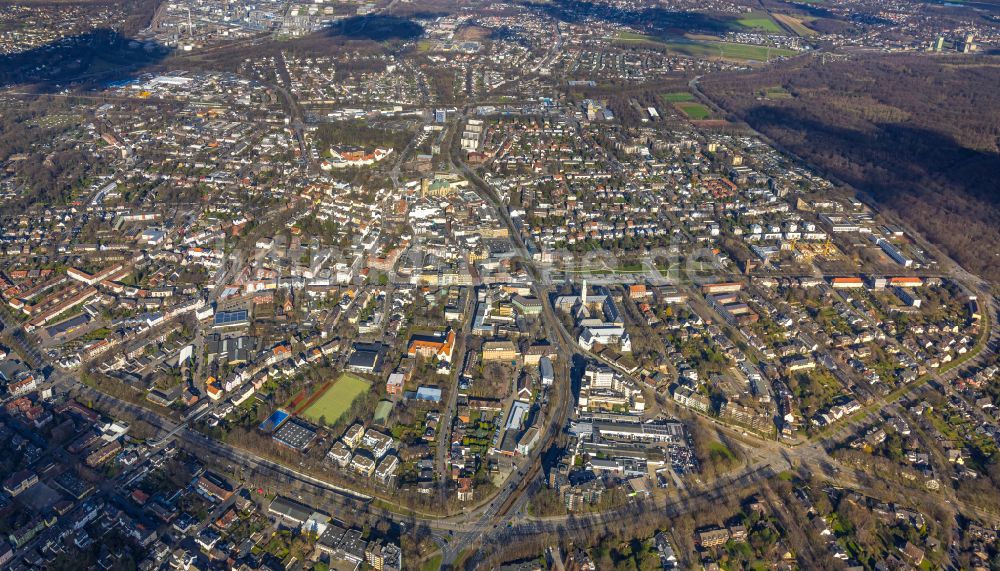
left=578, top=363, right=644, bottom=413
left=557, top=281, right=631, bottom=352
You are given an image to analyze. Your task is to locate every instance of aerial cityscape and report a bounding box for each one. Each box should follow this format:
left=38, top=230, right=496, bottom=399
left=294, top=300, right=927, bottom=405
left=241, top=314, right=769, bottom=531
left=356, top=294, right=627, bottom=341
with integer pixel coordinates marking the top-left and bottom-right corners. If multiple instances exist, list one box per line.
left=0, top=0, right=997, bottom=569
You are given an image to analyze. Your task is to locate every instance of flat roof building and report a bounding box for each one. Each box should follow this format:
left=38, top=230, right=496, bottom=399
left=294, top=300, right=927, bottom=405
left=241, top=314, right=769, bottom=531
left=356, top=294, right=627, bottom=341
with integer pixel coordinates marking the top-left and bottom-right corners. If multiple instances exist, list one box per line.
left=273, top=418, right=317, bottom=450
left=268, top=496, right=313, bottom=525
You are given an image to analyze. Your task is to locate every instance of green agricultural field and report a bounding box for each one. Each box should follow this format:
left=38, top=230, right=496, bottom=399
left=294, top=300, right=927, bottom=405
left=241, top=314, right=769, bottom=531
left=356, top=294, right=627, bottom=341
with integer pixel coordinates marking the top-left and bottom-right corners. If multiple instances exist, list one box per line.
left=675, top=102, right=713, bottom=120
left=671, top=40, right=796, bottom=62
left=617, top=31, right=797, bottom=62
left=736, top=12, right=783, bottom=34
left=300, top=373, right=372, bottom=426
left=662, top=91, right=695, bottom=102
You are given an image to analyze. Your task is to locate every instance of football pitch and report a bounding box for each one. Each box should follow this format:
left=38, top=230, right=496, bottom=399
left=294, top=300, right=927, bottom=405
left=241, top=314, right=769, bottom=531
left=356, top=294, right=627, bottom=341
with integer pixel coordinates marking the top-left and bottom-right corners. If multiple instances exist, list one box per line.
left=675, top=102, right=713, bottom=120
left=300, top=373, right=372, bottom=425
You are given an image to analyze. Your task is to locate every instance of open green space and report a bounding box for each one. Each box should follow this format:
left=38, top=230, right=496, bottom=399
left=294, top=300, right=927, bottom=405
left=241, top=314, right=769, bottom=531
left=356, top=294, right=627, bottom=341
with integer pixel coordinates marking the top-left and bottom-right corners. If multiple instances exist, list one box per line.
left=662, top=91, right=695, bottom=102
left=300, top=372, right=371, bottom=426
left=617, top=262, right=644, bottom=272
left=420, top=553, right=443, bottom=571
left=617, top=31, right=654, bottom=42
left=373, top=400, right=393, bottom=425
left=763, top=85, right=793, bottom=99
left=708, top=441, right=736, bottom=463
left=616, top=31, right=797, bottom=62
left=675, top=102, right=713, bottom=120
left=675, top=40, right=796, bottom=61
left=736, top=12, right=783, bottom=34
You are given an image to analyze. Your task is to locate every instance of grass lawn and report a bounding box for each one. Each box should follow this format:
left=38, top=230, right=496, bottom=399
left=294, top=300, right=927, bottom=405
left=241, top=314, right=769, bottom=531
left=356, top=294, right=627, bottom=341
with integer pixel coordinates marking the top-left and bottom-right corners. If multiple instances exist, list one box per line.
left=616, top=31, right=796, bottom=61
left=664, top=39, right=797, bottom=62
left=702, top=41, right=796, bottom=61
left=737, top=12, right=783, bottom=34
left=662, top=91, right=695, bottom=102
left=708, top=441, right=735, bottom=459
left=764, top=85, right=793, bottom=99
left=300, top=372, right=371, bottom=426
left=420, top=553, right=443, bottom=571
left=675, top=102, right=713, bottom=120
left=927, top=410, right=961, bottom=441
left=617, top=31, right=653, bottom=42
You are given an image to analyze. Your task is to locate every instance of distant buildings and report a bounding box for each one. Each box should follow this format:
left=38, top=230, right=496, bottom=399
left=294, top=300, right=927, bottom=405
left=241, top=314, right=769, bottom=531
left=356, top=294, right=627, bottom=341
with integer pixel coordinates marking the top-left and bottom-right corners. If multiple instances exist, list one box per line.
left=322, top=147, right=393, bottom=170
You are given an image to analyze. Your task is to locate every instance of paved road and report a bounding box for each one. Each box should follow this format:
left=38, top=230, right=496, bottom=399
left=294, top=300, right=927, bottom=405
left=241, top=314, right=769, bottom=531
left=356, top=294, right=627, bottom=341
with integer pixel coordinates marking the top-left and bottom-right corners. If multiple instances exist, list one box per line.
left=459, top=160, right=996, bottom=566
left=433, top=117, right=585, bottom=564
left=434, top=290, right=473, bottom=478
left=7, top=71, right=995, bottom=568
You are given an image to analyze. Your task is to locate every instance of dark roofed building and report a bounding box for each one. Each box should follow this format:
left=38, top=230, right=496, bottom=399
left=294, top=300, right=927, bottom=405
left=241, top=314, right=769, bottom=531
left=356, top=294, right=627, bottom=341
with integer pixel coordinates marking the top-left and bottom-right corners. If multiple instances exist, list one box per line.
left=317, top=523, right=347, bottom=555
left=347, top=342, right=385, bottom=374
left=268, top=496, right=312, bottom=525
left=335, top=528, right=368, bottom=564
left=205, top=334, right=258, bottom=364
left=272, top=418, right=317, bottom=451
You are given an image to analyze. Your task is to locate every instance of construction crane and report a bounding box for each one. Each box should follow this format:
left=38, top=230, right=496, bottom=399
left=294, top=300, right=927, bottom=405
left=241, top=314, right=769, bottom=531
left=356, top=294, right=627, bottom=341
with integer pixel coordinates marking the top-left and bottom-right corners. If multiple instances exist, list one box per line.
left=788, top=238, right=807, bottom=261
left=821, top=236, right=835, bottom=257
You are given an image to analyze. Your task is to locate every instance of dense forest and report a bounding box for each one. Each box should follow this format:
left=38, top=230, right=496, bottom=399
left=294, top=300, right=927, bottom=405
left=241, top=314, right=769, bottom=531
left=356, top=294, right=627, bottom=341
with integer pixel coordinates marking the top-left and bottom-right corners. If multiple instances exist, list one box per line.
left=0, top=0, right=166, bottom=91
left=700, top=54, right=1000, bottom=284
left=312, top=120, right=413, bottom=153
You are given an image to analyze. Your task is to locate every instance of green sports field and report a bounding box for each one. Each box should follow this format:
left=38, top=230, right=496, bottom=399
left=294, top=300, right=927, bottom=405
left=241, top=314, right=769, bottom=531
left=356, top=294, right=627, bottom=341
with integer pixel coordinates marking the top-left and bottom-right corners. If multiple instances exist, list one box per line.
left=764, top=86, right=793, bottom=99
left=662, top=92, right=695, bottom=103
left=300, top=373, right=372, bottom=425
left=675, top=102, right=713, bottom=120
